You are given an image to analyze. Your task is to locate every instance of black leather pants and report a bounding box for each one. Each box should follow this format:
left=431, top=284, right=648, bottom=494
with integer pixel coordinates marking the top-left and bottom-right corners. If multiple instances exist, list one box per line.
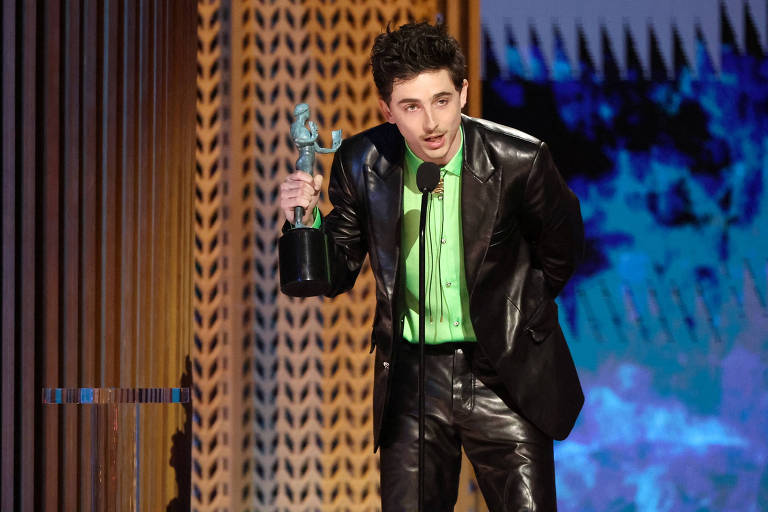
left=379, top=341, right=556, bottom=511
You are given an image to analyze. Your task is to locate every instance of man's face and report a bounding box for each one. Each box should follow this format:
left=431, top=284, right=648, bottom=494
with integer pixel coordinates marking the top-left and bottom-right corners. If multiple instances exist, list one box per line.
left=378, top=69, right=468, bottom=166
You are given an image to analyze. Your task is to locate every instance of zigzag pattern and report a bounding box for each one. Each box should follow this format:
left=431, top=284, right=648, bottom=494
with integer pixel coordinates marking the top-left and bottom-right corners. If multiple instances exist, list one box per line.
left=192, top=1, right=497, bottom=509
left=483, top=0, right=768, bottom=78
left=194, top=0, right=231, bottom=510
left=230, top=1, right=297, bottom=509
left=223, top=1, right=440, bottom=510
left=564, top=259, right=768, bottom=354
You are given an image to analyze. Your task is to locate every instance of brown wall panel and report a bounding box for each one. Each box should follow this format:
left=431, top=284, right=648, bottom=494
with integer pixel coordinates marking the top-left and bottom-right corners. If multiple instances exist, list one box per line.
left=20, top=4, right=38, bottom=510
left=38, top=5, right=62, bottom=509
left=79, top=2, right=100, bottom=509
left=1, top=3, right=18, bottom=511
left=1, top=1, right=197, bottom=510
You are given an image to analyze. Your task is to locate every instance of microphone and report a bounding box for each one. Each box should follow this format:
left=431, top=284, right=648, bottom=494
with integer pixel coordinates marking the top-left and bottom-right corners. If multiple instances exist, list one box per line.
left=416, top=162, right=441, bottom=193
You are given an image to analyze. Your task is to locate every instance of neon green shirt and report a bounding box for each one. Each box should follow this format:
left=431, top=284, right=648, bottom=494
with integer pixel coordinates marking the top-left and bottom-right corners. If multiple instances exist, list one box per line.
left=312, top=128, right=476, bottom=344
left=400, top=129, right=477, bottom=344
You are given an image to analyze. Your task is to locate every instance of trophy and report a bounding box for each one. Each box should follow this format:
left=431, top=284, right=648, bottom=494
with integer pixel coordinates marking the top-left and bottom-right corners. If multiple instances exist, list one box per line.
left=278, top=103, right=342, bottom=297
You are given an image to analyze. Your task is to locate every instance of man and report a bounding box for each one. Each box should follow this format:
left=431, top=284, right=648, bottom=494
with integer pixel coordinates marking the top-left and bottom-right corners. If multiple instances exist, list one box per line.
left=280, top=22, right=584, bottom=511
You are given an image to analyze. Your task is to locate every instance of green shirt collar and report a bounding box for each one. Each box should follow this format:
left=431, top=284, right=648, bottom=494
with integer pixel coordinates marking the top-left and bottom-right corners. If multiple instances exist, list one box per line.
left=404, top=126, right=464, bottom=177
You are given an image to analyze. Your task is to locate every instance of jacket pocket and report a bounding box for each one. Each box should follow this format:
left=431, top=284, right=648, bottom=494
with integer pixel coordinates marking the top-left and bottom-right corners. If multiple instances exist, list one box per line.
left=521, top=298, right=558, bottom=344
left=488, top=224, right=516, bottom=247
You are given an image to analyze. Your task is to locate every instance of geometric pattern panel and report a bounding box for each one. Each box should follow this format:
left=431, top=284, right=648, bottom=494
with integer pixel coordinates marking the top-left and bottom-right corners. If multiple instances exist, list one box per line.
left=195, top=1, right=499, bottom=510
left=194, top=0, right=231, bottom=510
left=193, top=1, right=446, bottom=510
left=242, top=2, right=440, bottom=510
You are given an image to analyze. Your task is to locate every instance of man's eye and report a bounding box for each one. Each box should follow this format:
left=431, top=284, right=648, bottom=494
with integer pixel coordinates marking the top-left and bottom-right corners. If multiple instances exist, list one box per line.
left=405, top=104, right=418, bottom=112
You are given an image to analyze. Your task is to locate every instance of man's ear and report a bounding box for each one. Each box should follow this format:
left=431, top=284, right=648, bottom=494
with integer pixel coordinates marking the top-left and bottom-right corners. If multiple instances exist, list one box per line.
left=378, top=98, right=395, bottom=124
left=459, top=79, right=468, bottom=110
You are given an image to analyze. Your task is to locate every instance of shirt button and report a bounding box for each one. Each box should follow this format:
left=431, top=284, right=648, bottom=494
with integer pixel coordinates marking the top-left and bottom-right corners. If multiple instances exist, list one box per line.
left=441, top=238, right=446, bottom=244
left=445, top=282, right=452, bottom=288
left=453, top=321, right=460, bottom=327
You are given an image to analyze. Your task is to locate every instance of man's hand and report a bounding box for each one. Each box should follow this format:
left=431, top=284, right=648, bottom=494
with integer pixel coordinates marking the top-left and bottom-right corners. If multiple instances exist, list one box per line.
left=280, top=171, right=323, bottom=225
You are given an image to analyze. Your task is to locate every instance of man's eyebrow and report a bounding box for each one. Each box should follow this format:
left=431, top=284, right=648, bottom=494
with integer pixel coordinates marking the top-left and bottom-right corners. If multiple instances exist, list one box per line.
left=396, top=91, right=454, bottom=105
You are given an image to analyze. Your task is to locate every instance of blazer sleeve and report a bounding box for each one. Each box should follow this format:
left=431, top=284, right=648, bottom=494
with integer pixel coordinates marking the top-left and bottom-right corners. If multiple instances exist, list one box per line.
left=321, top=148, right=369, bottom=297
left=520, top=142, right=584, bottom=296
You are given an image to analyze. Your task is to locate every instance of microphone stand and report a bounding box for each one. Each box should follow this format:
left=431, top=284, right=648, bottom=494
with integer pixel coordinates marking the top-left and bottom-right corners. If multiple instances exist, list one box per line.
left=415, top=160, right=438, bottom=511
left=418, top=190, right=428, bottom=512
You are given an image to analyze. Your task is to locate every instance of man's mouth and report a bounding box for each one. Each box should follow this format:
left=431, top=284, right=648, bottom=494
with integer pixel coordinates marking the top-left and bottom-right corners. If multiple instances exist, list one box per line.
left=423, top=133, right=445, bottom=149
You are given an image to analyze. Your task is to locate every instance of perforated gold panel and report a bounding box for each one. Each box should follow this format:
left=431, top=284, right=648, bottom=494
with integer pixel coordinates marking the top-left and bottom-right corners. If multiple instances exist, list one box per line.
left=194, top=1, right=491, bottom=510
left=194, top=1, right=232, bottom=509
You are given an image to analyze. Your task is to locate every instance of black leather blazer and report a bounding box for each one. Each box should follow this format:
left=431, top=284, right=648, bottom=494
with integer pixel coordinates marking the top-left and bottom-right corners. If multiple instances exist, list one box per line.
left=320, top=115, right=584, bottom=447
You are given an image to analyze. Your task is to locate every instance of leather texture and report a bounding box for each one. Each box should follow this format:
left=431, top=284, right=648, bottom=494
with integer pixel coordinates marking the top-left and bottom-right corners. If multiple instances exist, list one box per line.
left=379, top=341, right=557, bottom=511
left=320, top=115, right=585, bottom=447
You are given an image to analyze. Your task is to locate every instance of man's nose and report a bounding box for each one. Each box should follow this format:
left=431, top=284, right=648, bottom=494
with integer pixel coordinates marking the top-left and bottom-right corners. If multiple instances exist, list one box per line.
left=423, top=108, right=437, bottom=132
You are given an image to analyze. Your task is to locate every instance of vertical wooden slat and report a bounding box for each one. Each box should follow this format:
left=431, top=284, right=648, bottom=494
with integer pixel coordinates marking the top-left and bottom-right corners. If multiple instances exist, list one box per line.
left=161, top=0, right=174, bottom=387
left=19, top=3, right=37, bottom=510
left=137, top=0, right=154, bottom=390
left=151, top=9, right=171, bottom=504
left=81, top=0, right=100, bottom=386
left=152, top=2, right=165, bottom=501
left=40, top=2, right=62, bottom=509
left=137, top=3, right=155, bottom=506
left=102, top=0, right=121, bottom=387
left=1, top=1, right=18, bottom=509
left=172, top=0, right=196, bottom=390
left=80, top=2, right=99, bottom=510
left=118, top=5, right=139, bottom=508
left=61, top=2, right=82, bottom=510
left=120, top=0, right=138, bottom=390
left=135, top=0, right=149, bottom=391
left=168, top=4, right=195, bottom=510
left=167, top=3, right=194, bottom=507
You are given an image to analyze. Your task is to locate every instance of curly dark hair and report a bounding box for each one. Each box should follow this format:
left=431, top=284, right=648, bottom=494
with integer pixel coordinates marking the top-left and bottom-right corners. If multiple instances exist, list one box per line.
left=370, top=22, right=467, bottom=103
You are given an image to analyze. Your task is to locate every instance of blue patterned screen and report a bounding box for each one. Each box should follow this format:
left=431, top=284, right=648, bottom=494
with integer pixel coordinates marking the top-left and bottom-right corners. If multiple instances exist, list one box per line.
left=482, top=4, right=768, bottom=510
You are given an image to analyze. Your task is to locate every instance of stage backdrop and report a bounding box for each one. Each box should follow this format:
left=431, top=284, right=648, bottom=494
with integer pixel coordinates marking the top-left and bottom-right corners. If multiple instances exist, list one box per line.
left=482, top=1, right=768, bottom=510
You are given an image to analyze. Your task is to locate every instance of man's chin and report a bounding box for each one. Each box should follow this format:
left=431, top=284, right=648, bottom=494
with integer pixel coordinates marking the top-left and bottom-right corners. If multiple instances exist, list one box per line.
left=420, top=152, right=447, bottom=165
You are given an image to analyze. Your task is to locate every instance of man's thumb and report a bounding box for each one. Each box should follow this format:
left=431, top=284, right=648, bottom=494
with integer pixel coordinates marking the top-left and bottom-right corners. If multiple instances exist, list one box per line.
left=313, top=174, right=323, bottom=191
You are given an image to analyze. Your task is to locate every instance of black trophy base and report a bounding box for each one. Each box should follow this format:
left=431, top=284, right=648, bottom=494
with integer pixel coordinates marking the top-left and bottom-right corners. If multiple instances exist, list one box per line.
left=279, top=227, right=332, bottom=297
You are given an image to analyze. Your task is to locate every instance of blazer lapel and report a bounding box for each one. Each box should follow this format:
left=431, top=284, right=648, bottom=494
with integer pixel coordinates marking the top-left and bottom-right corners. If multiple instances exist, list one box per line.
left=366, top=129, right=404, bottom=304
left=461, top=117, right=500, bottom=296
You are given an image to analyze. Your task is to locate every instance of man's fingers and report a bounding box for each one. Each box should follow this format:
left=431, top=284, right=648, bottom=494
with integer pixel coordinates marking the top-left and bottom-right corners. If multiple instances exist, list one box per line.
left=281, top=180, right=316, bottom=196
left=281, top=193, right=312, bottom=207
left=281, top=196, right=311, bottom=212
left=280, top=183, right=314, bottom=203
left=282, top=197, right=310, bottom=209
left=280, top=172, right=322, bottom=223
left=286, top=171, right=314, bottom=184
